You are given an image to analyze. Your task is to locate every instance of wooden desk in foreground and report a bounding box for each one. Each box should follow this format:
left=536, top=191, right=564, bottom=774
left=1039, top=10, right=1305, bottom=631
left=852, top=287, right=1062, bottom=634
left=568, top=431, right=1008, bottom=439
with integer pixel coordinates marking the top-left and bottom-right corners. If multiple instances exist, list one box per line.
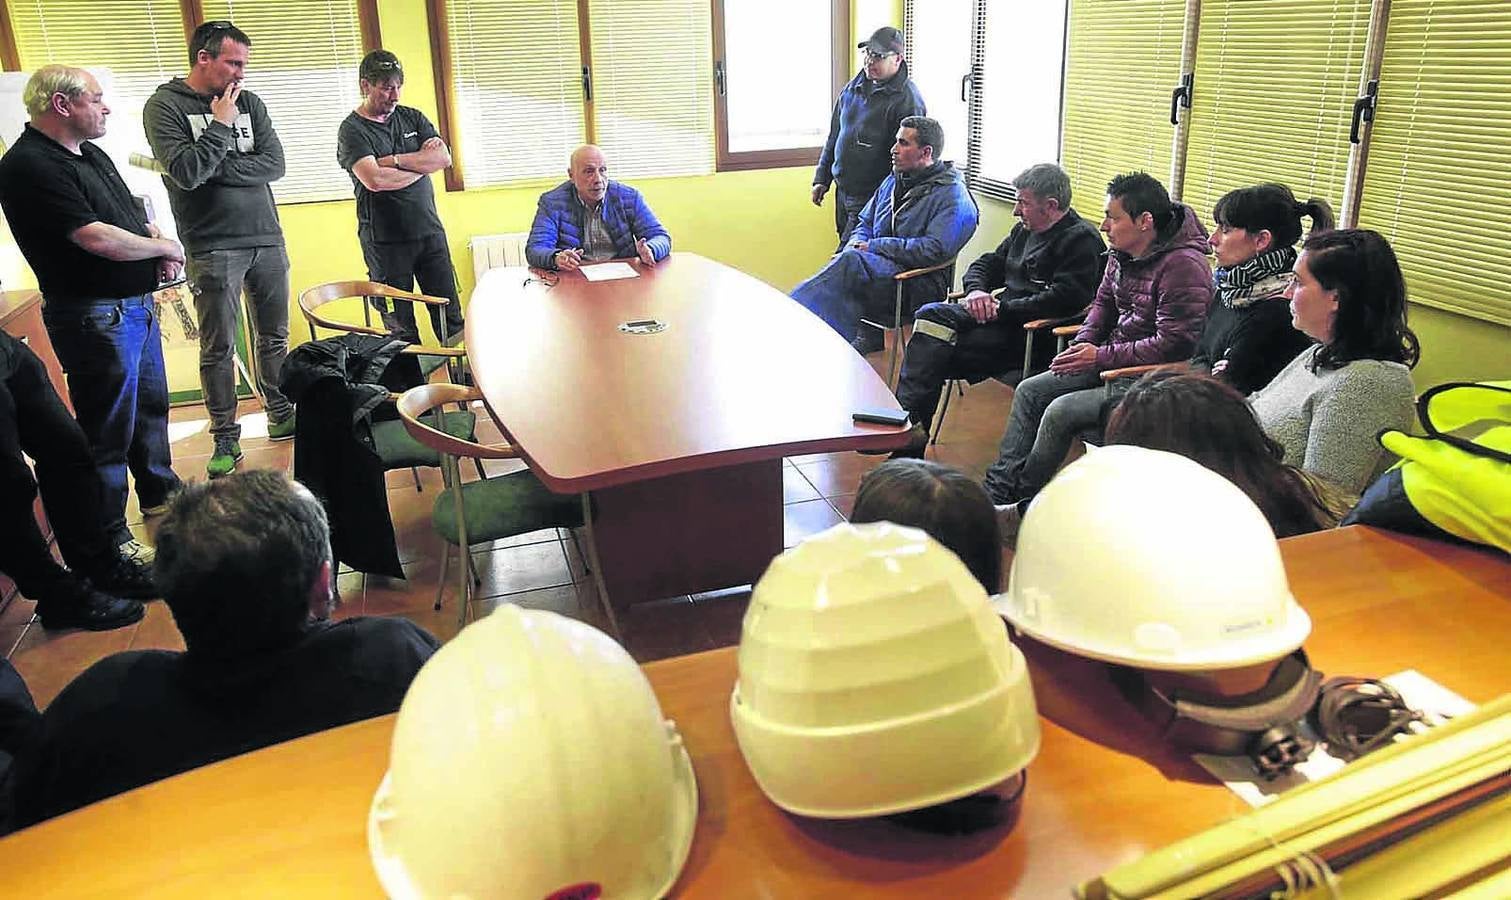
left=465, top=253, right=909, bottom=604
left=1, top=527, right=1507, bottom=898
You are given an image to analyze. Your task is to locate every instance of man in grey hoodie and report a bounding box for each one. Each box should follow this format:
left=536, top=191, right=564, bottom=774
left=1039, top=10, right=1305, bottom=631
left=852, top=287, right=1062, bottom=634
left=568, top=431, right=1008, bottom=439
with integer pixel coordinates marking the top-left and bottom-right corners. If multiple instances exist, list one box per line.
left=144, top=21, right=294, bottom=479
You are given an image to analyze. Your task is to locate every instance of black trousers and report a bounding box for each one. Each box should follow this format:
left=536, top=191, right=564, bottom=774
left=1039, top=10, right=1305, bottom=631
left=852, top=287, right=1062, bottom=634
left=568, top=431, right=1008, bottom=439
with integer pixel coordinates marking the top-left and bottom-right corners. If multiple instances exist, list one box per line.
left=0, top=333, right=116, bottom=596
left=833, top=184, right=872, bottom=250
left=361, top=233, right=466, bottom=344
left=894, top=301, right=1037, bottom=431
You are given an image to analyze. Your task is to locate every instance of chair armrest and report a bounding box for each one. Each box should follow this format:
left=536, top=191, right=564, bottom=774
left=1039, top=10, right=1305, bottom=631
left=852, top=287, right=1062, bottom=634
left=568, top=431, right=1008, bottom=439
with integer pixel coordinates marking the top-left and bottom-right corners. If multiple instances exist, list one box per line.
left=1051, top=323, right=1081, bottom=338
left=894, top=258, right=955, bottom=281
left=399, top=345, right=467, bottom=359
left=1099, top=361, right=1189, bottom=382
left=396, top=383, right=521, bottom=461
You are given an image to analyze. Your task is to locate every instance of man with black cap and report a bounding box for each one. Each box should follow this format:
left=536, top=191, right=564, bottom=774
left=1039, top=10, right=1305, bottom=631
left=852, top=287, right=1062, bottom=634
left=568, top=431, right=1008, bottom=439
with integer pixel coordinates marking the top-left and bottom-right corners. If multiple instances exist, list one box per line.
left=813, top=26, right=927, bottom=260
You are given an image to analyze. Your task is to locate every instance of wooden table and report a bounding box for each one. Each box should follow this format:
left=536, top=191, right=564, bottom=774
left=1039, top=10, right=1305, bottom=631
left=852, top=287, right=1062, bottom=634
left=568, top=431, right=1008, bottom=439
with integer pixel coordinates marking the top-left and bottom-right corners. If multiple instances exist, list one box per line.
left=464, top=252, right=909, bottom=604
left=2, top=527, right=1506, bottom=898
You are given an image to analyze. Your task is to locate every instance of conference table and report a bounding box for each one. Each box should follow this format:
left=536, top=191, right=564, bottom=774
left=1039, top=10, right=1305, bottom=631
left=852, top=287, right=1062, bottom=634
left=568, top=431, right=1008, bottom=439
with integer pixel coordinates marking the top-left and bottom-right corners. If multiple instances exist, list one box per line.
left=2, top=526, right=1506, bottom=898
left=464, top=252, right=910, bottom=605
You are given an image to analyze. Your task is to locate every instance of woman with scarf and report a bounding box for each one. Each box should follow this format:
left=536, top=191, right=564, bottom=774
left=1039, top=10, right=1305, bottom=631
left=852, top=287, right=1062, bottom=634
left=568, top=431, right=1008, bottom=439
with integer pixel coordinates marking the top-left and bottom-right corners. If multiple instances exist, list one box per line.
left=1192, top=184, right=1332, bottom=393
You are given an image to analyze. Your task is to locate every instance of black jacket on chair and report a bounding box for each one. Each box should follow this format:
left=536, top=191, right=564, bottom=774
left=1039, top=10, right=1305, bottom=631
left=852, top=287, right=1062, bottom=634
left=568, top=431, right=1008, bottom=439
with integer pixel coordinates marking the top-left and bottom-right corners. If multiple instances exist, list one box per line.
left=280, top=335, right=422, bottom=579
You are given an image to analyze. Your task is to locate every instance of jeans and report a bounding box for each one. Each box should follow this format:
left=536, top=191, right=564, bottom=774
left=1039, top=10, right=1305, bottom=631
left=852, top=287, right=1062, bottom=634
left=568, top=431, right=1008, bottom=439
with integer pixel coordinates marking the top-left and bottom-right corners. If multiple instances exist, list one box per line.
left=982, top=368, right=1110, bottom=504
left=187, top=245, right=294, bottom=441
left=42, top=295, right=180, bottom=545
left=0, top=332, right=119, bottom=594
left=791, top=247, right=901, bottom=341
left=361, top=234, right=465, bottom=344
left=896, top=301, right=1030, bottom=431
left=833, top=184, right=871, bottom=250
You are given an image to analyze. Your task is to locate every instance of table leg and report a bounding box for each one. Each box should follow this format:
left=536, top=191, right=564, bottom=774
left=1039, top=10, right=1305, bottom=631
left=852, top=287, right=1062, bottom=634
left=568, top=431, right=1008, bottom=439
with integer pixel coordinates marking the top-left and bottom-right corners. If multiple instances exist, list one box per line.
left=587, top=459, right=784, bottom=606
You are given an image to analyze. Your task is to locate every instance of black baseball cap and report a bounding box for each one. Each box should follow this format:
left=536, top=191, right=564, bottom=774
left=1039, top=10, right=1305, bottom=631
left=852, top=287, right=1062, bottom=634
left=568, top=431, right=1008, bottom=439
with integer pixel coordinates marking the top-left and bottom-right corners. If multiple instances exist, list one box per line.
left=858, top=27, right=905, bottom=55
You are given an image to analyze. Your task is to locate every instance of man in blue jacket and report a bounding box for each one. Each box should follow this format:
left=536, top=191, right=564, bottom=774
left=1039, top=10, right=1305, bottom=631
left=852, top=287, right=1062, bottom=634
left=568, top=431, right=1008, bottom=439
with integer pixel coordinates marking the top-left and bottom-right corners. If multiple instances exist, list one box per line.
left=525, top=145, right=671, bottom=271
left=792, top=116, right=978, bottom=352
left=813, top=26, right=926, bottom=249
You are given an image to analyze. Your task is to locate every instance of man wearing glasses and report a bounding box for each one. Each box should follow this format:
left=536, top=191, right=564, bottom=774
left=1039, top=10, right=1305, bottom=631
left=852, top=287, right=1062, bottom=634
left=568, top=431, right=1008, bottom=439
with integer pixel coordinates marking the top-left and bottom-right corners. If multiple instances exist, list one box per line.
left=145, top=20, right=295, bottom=480
left=336, top=50, right=464, bottom=347
left=812, top=26, right=926, bottom=352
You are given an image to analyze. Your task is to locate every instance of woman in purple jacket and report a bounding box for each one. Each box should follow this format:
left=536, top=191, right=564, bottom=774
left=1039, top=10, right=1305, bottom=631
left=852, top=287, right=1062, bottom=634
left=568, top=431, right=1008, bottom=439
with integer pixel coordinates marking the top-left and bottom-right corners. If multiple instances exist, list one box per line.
left=982, top=172, right=1214, bottom=538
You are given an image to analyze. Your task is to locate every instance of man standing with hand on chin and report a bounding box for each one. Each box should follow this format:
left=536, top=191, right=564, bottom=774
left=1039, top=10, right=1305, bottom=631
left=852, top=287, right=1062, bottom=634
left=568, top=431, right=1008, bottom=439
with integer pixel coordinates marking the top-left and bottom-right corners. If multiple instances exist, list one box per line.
left=145, top=20, right=295, bottom=480
left=525, top=145, right=670, bottom=271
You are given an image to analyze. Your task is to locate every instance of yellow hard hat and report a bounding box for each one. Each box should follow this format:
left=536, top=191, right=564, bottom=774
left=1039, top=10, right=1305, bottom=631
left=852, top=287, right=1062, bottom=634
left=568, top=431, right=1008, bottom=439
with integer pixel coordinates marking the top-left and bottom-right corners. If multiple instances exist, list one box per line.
left=731, top=521, right=1040, bottom=819
left=997, top=445, right=1311, bottom=671
left=368, top=606, right=697, bottom=899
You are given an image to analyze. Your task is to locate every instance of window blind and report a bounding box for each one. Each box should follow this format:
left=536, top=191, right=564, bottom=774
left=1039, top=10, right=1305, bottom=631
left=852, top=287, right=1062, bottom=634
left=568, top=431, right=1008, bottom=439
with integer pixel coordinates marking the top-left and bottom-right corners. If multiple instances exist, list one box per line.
left=1181, top=0, right=1371, bottom=229
left=1357, top=0, right=1511, bottom=326
left=9, top=0, right=183, bottom=121
left=1060, top=0, right=1186, bottom=217
left=444, top=0, right=586, bottom=189
left=970, top=0, right=1067, bottom=202
left=587, top=0, right=713, bottom=180
left=202, top=0, right=367, bottom=204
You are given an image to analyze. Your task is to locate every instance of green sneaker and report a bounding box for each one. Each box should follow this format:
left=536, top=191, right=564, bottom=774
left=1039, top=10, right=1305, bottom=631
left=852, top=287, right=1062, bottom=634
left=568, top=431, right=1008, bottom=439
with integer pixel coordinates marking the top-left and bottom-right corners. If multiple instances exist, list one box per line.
left=267, top=412, right=297, bottom=442
left=207, top=438, right=243, bottom=478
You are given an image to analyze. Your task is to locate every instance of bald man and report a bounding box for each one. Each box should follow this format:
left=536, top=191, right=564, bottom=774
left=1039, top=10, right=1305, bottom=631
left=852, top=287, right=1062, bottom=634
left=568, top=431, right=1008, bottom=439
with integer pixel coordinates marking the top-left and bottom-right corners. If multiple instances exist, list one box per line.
left=525, top=145, right=671, bottom=271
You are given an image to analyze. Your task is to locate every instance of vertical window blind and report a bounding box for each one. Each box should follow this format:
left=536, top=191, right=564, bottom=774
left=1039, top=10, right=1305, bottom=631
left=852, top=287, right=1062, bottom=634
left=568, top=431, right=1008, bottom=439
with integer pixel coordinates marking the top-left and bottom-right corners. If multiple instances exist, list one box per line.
left=1060, top=0, right=1186, bottom=216
left=1181, top=0, right=1371, bottom=229
left=443, top=0, right=586, bottom=190
left=201, top=0, right=368, bottom=203
left=1357, top=0, right=1511, bottom=326
left=587, top=0, right=713, bottom=180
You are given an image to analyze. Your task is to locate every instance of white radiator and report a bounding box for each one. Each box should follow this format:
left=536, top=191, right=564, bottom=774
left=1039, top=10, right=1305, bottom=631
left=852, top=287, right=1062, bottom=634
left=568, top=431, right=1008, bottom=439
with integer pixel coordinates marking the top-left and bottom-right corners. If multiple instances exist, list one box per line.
left=469, top=232, right=529, bottom=284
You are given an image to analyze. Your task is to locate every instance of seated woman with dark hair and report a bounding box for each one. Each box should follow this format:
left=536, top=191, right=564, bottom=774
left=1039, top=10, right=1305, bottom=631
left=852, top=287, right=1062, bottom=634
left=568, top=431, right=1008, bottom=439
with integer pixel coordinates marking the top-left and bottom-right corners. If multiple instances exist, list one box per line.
left=1105, top=371, right=1351, bottom=537
left=1252, top=228, right=1419, bottom=495
left=852, top=458, right=1003, bottom=593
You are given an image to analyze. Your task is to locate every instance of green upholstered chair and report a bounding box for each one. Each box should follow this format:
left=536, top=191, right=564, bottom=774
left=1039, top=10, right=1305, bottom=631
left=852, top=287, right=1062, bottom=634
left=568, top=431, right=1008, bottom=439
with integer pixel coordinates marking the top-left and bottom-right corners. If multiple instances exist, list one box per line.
left=396, top=383, right=617, bottom=635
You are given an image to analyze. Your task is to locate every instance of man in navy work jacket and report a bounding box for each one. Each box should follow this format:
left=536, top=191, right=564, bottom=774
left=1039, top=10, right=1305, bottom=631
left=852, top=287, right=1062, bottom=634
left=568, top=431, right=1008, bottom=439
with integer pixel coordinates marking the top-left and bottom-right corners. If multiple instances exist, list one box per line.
left=813, top=26, right=926, bottom=249
left=525, top=145, right=671, bottom=271
left=791, top=116, right=978, bottom=352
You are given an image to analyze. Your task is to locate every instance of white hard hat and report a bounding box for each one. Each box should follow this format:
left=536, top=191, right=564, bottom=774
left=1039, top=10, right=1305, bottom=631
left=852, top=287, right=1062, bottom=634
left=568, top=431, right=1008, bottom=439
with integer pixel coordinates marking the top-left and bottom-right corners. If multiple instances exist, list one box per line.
left=731, top=522, right=1040, bottom=819
left=996, top=445, right=1311, bottom=671
left=368, top=606, right=697, bottom=899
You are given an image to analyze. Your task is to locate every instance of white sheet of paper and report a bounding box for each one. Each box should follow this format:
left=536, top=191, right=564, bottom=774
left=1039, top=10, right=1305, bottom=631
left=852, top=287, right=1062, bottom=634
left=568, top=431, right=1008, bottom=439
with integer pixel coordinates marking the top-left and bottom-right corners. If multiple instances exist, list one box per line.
left=1195, top=669, right=1476, bottom=807
left=580, top=262, right=640, bottom=282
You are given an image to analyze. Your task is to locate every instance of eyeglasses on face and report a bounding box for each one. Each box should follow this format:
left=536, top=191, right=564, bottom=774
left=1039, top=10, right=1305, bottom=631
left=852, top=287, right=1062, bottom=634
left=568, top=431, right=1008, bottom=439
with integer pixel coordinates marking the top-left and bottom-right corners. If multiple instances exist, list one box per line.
left=861, top=49, right=897, bottom=62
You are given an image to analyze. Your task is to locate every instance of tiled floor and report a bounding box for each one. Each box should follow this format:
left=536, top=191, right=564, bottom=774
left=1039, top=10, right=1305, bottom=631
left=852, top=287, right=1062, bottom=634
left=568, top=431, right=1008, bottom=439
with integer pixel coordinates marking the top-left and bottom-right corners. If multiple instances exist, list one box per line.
left=4, top=356, right=1022, bottom=709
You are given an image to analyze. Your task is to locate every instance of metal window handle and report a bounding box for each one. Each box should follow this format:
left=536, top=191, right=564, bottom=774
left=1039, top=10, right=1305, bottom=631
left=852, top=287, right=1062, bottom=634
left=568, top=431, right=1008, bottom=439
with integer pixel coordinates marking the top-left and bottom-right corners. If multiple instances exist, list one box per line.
left=1350, top=79, right=1380, bottom=144
left=715, top=60, right=726, bottom=97
left=581, top=65, right=592, bottom=102
left=1169, top=72, right=1194, bottom=125
left=960, top=72, right=973, bottom=102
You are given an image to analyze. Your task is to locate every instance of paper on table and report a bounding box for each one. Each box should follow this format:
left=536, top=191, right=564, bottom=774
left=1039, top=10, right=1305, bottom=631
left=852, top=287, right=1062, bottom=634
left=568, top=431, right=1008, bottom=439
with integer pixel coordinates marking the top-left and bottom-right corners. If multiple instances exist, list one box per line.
left=1195, top=669, right=1477, bottom=807
left=580, top=262, right=640, bottom=282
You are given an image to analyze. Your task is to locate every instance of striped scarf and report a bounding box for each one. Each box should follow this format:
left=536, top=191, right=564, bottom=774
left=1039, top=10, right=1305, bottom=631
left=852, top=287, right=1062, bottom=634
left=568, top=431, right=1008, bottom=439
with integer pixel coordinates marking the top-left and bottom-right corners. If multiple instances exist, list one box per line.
left=1216, top=246, right=1297, bottom=309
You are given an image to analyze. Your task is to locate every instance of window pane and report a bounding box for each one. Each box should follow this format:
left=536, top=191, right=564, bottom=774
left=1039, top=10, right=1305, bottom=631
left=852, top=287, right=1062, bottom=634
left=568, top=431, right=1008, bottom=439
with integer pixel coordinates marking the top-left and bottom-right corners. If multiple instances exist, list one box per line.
left=906, top=0, right=972, bottom=161
left=203, top=0, right=368, bottom=203
left=723, top=0, right=832, bottom=153
left=973, top=0, right=1067, bottom=193
left=446, top=0, right=586, bottom=188
left=9, top=0, right=184, bottom=115
left=589, top=0, right=714, bottom=178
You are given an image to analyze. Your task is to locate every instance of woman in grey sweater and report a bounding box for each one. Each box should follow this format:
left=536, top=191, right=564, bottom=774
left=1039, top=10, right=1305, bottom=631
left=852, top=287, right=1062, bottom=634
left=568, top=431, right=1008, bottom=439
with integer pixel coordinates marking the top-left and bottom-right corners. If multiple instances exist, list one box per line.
left=1249, top=229, right=1419, bottom=495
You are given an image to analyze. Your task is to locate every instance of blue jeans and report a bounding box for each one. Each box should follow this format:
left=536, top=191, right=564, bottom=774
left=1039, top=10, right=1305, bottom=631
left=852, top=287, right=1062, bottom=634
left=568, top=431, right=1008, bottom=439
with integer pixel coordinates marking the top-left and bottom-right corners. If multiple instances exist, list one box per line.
left=43, top=295, right=180, bottom=545
left=982, top=368, right=1109, bottom=505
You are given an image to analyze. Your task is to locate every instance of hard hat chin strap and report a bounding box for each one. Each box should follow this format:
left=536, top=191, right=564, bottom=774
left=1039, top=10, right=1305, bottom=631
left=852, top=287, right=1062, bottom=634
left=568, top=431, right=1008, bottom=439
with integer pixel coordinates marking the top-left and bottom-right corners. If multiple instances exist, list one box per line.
left=1115, top=650, right=1324, bottom=779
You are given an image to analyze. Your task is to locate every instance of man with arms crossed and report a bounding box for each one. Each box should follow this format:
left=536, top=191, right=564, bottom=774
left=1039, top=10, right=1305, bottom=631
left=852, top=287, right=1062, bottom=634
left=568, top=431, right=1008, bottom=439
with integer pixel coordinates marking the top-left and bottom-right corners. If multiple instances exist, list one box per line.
left=0, top=65, right=184, bottom=567
left=145, top=20, right=295, bottom=479
left=337, top=50, right=465, bottom=346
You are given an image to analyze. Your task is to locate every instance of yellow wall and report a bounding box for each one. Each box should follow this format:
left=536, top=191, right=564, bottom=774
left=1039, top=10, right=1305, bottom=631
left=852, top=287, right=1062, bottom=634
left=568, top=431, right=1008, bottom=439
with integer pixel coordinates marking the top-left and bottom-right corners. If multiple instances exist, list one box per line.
left=959, top=197, right=1509, bottom=390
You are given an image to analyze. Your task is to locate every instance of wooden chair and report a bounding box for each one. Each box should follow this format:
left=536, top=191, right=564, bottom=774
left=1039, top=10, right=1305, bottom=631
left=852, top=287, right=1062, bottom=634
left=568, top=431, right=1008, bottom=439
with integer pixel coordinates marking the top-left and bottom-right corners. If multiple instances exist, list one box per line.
left=298, top=280, right=482, bottom=489
left=861, top=258, right=957, bottom=387
left=396, top=383, right=618, bottom=635
left=928, top=305, right=1090, bottom=445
